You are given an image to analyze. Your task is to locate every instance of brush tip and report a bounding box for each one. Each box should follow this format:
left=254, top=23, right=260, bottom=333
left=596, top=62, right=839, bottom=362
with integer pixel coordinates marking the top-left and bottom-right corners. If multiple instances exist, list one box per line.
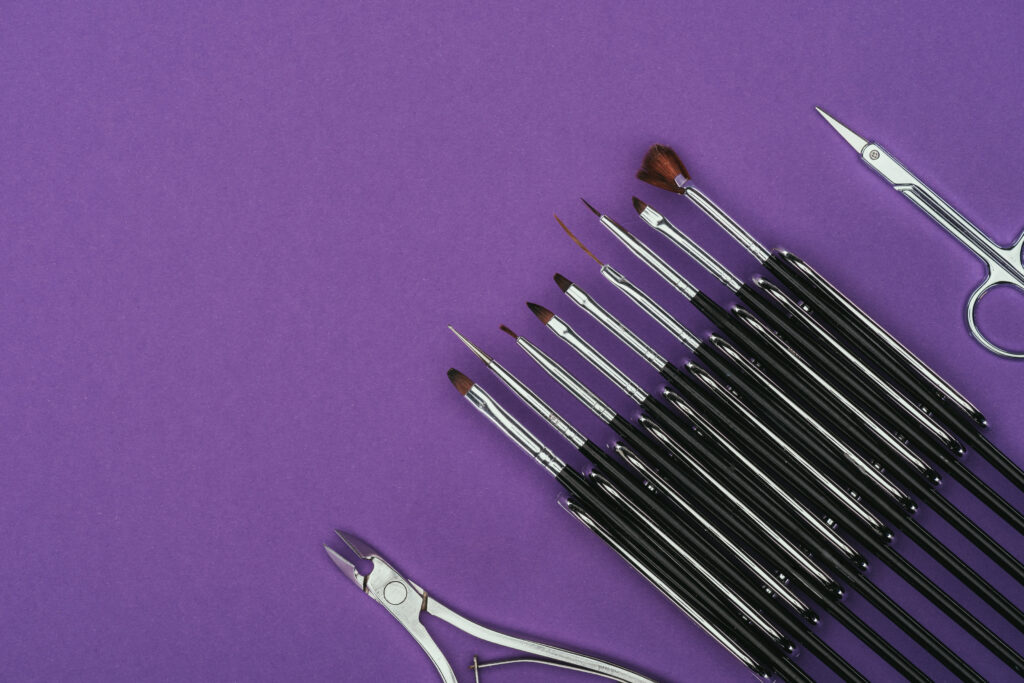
left=553, top=273, right=573, bottom=293
left=631, top=196, right=647, bottom=214
left=579, top=198, right=601, bottom=216
left=636, top=144, right=689, bottom=193
left=526, top=302, right=554, bottom=324
left=447, top=368, right=474, bottom=395
left=499, top=324, right=518, bottom=339
left=555, top=214, right=603, bottom=265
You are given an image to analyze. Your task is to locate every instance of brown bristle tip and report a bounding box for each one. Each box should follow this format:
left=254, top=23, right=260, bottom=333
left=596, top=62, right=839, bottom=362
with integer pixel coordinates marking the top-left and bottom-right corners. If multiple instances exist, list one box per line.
left=526, top=302, right=554, bottom=324
left=631, top=196, right=647, bottom=214
left=579, top=198, right=601, bottom=216
left=447, top=368, right=474, bottom=395
left=553, top=273, right=573, bottom=292
left=636, top=144, right=689, bottom=192
left=499, top=325, right=518, bottom=339
left=555, top=214, right=603, bottom=265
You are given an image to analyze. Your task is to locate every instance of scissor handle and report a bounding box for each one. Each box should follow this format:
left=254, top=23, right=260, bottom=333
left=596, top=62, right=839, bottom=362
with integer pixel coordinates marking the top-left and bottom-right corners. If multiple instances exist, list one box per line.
left=965, top=231, right=1024, bottom=359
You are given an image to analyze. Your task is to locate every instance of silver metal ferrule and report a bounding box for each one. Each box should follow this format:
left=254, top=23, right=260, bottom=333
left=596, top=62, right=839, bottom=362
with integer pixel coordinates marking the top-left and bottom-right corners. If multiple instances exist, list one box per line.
left=684, top=186, right=771, bottom=264
left=706, top=334, right=914, bottom=510
left=486, top=361, right=587, bottom=450
left=588, top=472, right=789, bottom=647
left=514, top=336, right=617, bottom=425
left=638, top=416, right=837, bottom=590
left=597, top=214, right=699, bottom=300
left=672, top=370, right=889, bottom=540
left=600, top=265, right=700, bottom=351
left=665, top=391, right=861, bottom=563
left=754, top=277, right=963, bottom=454
left=464, top=384, right=565, bottom=477
left=611, top=444, right=814, bottom=619
left=562, top=281, right=668, bottom=372
left=732, top=308, right=937, bottom=481
left=545, top=314, right=649, bottom=405
left=558, top=498, right=769, bottom=678
left=638, top=204, right=744, bottom=292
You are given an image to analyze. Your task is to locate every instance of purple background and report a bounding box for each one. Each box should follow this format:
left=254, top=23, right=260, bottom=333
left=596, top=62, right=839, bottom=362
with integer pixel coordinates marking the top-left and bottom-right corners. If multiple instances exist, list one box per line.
left=2, top=2, right=1024, bottom=681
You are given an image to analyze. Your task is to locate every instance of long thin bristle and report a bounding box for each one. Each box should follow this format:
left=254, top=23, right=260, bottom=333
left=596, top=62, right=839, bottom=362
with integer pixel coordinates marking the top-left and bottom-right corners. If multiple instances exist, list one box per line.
left=447, top=368, right=474, bottom=395
left=553, top=273, right=573, bottom=293
left=631, top=196, right=647, bottom=214
left=526, top=302, right=554, bottom=325
left=636, top=144, right=689, bottom=193
left=499, top=325, right=518, bottom=339
left=555, top=215, right=603, bottom=264
left=580, top=198, right=601, bottom=216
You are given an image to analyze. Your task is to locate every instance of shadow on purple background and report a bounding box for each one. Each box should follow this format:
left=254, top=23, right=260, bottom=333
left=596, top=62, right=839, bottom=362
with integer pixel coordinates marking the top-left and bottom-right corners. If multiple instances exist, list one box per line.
left=2, top=2, right=1023, bottom=681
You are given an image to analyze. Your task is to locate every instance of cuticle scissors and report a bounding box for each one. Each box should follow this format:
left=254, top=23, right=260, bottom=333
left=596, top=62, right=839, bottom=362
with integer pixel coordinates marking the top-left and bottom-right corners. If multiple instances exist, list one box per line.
left=818, top=107, right=1024, bottom=359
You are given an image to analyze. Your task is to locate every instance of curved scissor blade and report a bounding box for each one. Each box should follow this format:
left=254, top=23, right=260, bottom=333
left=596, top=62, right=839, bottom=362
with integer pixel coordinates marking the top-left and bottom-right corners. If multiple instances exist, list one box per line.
left=816, top=107, right=869, bottom=153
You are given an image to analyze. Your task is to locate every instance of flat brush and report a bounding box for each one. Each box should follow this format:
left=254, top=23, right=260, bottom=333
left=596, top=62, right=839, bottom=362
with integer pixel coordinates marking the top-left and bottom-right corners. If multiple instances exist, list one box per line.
left=525, top=300, right=868, bottom=573
left=577, top=201, right=942, bottom=490
left=634, top=197, right=960, bottom=456
left=446, top=368, right=813, bottom=681
left=554, top=271, right=1024, bottom=635
left=634, top=199, right=1024, bottom=544
left=636, top=142, right=986, bottom=430
left=449, top=329, right=916, bottom=681
left=504, top=328, right=982, bottom=682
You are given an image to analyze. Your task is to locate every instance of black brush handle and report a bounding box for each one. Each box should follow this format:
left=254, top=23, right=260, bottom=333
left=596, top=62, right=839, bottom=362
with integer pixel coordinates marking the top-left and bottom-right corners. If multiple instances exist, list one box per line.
left=663, top=362, right=1024, bottom=634
left=737, top=282, right=1024, bottom=539
left=694, top=324, right=1024, bottom=589
left=609, top=420, right=982, bottom=682
left=688, top=342, right=1024, bottom=674
left=556, top=471, right=805, bottom=672
left=641, top=395, right=867, bottom=573
left=574, top=472, right=869, bottom=683
left=690, top=291, right=942, bottom=487
left=770, top=252, right=1024, bottom=495
left=565, top=497, right=778, bottom=683
left=580, top=440, right=821, bottom=626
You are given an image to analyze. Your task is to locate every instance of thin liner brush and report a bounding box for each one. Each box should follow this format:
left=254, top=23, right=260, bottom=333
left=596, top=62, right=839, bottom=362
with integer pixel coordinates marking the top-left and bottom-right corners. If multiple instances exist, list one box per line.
left=636, top=141, right=987, bottom=430
left=504, top=329, right=982, bottom=682
left=446, top=368, right=812, bottom=681
left=554, top=271, right=1024, bottom=635
left=525, top=300, right=869, bottom=573
left=452, top=328, right=934, bottom=682
left=633, top=197, right=960, bottom=456
left=577, top=200, right=942, bottom=489
left=633, top=200, right=1024, bottom=544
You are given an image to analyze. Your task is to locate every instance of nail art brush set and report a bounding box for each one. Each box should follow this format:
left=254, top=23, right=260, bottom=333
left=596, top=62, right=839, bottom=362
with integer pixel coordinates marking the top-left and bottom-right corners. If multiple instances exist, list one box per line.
left=440, top=120, right=1024, bottom=681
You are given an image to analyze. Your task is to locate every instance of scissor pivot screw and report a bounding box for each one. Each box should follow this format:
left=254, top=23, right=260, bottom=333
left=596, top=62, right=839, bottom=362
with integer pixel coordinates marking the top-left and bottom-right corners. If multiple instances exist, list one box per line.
left=869, top=150, right=880, bottom=160
left=383, top=581, right=408, bottom=605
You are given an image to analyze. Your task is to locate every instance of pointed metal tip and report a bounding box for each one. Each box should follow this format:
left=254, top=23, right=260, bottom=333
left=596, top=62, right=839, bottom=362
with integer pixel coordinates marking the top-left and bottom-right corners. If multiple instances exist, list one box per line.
left=448, top=325, right=493, bottom=364
left=815, top=106, right=869, bottom=153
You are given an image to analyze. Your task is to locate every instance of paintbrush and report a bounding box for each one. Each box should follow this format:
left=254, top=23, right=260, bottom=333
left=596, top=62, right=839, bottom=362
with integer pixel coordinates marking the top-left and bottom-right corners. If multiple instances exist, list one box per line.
left=451, top=327, right=936, bottom=681
left=446, top=368, right=815, bottom=682
left=551, top=269, right=1024, bottom=636
left=631, top=198, right=1024, bottom=544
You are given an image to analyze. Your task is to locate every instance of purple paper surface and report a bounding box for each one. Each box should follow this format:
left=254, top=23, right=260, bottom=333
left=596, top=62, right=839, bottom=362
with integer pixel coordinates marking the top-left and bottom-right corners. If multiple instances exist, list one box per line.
left=2, top=2, right=1024, bottom=681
